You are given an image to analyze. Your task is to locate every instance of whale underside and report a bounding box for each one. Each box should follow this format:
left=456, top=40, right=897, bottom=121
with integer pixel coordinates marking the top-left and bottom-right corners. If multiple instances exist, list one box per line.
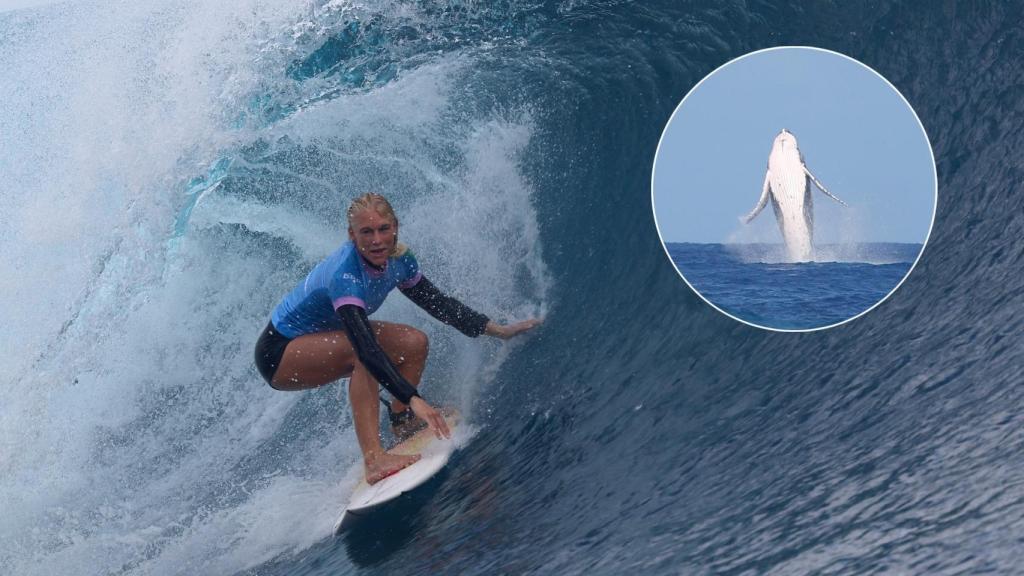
left=742, top=130, right=846, bottom=262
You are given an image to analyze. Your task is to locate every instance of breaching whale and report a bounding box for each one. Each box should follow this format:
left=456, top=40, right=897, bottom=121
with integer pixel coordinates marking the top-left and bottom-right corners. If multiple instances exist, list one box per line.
left=741, top=129, right=847, bottom=262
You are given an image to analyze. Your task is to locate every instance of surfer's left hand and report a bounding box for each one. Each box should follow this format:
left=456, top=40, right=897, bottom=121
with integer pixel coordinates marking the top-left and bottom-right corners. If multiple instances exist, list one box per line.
left=409, top=396, right=451, bottom=440
left=484, top=318, right=543, bottom=340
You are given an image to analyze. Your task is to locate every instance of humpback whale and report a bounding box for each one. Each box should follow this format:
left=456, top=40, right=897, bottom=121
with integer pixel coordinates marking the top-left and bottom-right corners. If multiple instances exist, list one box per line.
left=741, top=129, right=847, bottom=262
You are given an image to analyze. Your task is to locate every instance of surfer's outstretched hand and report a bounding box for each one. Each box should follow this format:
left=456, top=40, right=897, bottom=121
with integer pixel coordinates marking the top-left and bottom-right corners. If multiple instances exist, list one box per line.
left=410, top=396, right=451, bottom=440
left=484, top=318, right=543, bottom=340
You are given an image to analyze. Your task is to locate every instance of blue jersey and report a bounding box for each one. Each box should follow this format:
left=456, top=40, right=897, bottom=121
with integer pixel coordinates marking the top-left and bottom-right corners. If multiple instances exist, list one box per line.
left=271, top=242, right=422, bottom=338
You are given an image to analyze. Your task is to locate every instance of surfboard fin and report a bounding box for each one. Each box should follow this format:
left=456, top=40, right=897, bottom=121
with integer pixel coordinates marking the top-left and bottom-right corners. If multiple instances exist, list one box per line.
left=741, top=170, right=771, bottom=223
left=804, top=165, right=847, bottom=206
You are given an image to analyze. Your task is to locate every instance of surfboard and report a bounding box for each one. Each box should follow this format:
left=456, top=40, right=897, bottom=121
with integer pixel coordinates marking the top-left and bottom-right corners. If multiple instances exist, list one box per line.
left=334, top=408, right=460, bottom=534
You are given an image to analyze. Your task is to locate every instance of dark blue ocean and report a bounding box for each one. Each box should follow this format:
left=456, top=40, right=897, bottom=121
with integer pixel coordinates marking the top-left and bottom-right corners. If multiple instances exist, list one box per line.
left=667, top=243, right=921, bottom=330
left=2, top=2, right=1023, bottom=575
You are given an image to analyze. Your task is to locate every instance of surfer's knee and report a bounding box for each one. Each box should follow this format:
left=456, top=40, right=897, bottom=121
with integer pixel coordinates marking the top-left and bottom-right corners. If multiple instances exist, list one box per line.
left=402, top=326, right=429, bottom=361
left=388, top=325, right=428, bottom=363
left=377, top=323, right=429, bottom=365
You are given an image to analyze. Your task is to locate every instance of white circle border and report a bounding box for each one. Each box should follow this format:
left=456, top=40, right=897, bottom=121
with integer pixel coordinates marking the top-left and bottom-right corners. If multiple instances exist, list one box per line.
left=650, top=45, right=939, bottom=333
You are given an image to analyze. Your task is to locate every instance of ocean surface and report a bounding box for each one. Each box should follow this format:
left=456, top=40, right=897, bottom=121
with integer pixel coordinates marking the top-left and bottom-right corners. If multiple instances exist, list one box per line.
left=667, top=243, right=921, bottom=330
left=2, top=1, right=1023, bottom=575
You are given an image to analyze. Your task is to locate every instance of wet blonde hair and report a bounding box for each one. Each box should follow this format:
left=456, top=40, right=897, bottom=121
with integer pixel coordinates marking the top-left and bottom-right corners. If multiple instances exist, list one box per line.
left=346, top=193, right=408, bottom=257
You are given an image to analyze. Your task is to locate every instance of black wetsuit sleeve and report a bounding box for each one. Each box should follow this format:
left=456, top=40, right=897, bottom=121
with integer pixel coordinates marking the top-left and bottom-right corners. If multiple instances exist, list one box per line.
left=400, top=275, right=490, bottom=337
left=336, top=304, right=420, bottom=405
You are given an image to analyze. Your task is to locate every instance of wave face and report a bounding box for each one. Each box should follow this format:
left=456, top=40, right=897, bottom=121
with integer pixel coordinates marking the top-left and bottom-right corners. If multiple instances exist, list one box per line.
left=3, top=1, right=1023, bottom=575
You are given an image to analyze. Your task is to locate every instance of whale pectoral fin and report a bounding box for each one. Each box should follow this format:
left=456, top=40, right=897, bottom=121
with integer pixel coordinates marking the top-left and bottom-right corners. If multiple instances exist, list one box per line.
left=741, top=170, right=771, bottom=223
left=804, top=165, right=848, bottom=206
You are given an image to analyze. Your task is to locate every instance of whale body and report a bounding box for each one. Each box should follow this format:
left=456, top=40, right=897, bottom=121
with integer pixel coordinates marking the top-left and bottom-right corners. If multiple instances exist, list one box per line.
left=741, top=129, right=847, bottom=262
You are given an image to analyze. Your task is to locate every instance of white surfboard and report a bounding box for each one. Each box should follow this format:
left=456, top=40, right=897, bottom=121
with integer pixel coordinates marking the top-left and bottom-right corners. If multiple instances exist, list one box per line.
left=334, top=409, right=461, bottom=534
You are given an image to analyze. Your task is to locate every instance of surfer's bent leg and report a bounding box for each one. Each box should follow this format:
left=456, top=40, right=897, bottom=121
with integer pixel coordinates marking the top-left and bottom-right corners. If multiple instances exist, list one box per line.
left=371, top=322, right=429, bottom=414
left=255, top=320, right=430, bottom=484
left=259, top=321, right=426, bottom=392
left=262, top=329, right=357, bottom=390
left=348, top=322, right=429, bottom=483
left=349, top=359, right=421, bottom=484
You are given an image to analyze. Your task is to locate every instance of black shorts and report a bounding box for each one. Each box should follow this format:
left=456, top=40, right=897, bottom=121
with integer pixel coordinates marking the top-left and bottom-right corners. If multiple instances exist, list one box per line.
left=254, top=321, right=292, bottom=388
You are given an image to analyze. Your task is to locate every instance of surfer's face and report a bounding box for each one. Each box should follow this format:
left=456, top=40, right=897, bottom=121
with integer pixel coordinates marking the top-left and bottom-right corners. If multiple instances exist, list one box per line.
left=349, top=208, right=398, bottom=267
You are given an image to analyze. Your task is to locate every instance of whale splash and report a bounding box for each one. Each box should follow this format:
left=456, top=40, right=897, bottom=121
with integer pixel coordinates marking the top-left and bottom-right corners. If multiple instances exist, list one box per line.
left=741, top=129, right=847, bottom=262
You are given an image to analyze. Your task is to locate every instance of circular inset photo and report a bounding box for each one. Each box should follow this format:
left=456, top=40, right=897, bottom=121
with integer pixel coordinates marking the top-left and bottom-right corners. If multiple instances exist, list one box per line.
left=652, top=46, right=936, bottom=332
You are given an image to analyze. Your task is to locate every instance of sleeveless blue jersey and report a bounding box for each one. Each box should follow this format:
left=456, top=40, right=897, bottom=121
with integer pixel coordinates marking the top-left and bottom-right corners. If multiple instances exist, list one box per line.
left=271, top=242, right=422, bottom=338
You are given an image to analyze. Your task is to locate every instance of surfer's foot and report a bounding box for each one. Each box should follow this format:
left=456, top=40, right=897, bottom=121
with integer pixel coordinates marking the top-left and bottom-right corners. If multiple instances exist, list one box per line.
left=365, top=451, right=420, bottom=484
left=389, top=407, right=427, bottom=442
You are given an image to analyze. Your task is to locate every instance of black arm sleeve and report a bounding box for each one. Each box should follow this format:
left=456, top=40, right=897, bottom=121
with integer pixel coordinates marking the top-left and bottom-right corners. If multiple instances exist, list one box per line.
left=400, top=275, right=490, bottom=337
left=336, top=304, right=420, bottom=405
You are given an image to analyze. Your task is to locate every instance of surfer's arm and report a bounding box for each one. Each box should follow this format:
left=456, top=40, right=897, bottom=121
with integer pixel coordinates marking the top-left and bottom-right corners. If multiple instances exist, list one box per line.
left=400, top=275, right=490, bottom=337
left=803, top=166, right=847, bottom=206
left=741, top=170, right=772, bottom=223
left=335, top=304, right=420, bottom=404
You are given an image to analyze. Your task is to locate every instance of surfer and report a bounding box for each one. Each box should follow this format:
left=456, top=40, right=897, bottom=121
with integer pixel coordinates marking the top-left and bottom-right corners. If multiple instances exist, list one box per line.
left=254, top=193, right=541, bottom=484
